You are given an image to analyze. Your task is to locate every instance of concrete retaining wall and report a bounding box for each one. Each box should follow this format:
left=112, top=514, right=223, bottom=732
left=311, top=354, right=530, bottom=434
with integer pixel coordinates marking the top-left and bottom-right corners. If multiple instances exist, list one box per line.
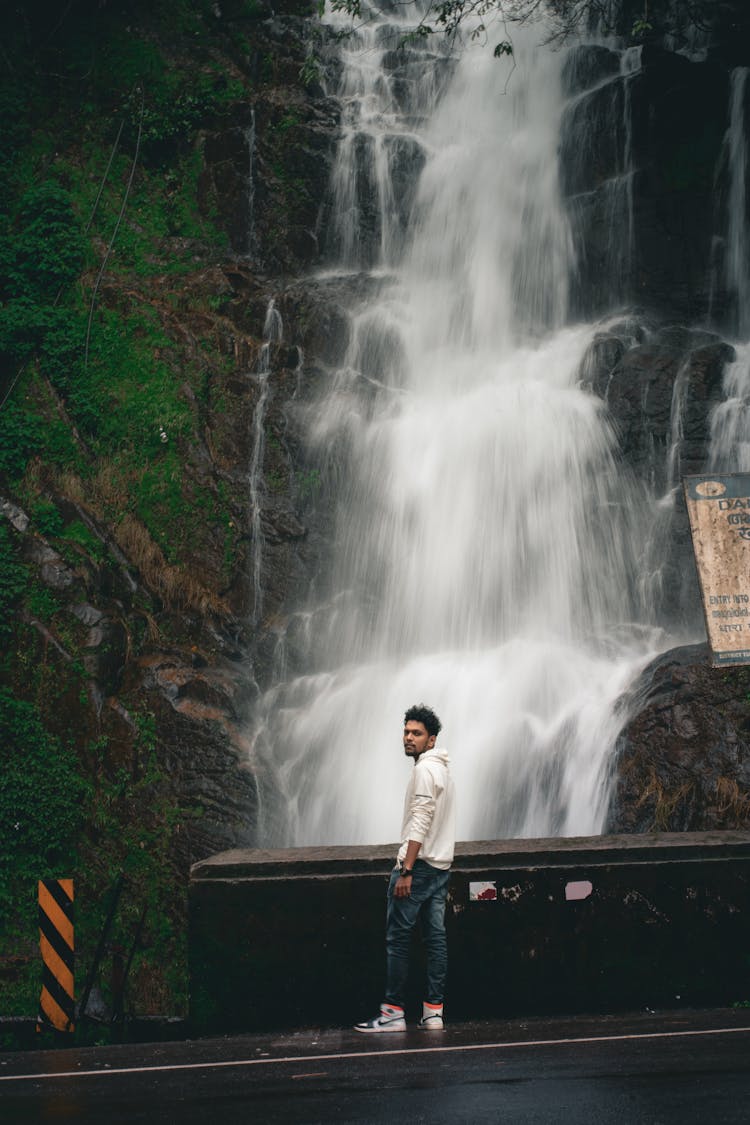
left=188, top=832, right=750, bottom=1033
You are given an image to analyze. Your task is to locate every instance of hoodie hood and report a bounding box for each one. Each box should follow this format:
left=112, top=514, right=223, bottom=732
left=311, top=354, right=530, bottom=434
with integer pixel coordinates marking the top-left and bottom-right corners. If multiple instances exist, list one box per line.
left=419, top=746, right=450, bottom=768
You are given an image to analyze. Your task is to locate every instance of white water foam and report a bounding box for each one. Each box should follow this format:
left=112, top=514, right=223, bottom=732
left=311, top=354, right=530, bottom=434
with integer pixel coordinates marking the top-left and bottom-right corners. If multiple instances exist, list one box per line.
left=252, top=7, right=667, bottom=846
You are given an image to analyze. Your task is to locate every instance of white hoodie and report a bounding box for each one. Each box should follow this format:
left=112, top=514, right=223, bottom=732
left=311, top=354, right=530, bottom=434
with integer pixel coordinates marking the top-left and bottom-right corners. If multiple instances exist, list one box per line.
left=397, top=747, right=456, bottom=871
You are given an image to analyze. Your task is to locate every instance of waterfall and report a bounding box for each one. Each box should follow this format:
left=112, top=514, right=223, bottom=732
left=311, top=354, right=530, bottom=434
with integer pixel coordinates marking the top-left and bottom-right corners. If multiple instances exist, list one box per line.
left=709, top=343, right=750, bottom=471
left=707, top=69, right=750, bottom=475
left=249, top=299, right=282, bottom=624
left=244, top=109, right=257, bottom=262
left=726, top=68, right=749, bottom=339
left=252, top=5, right=664, bottom=848
left=561, top=40, right=642, bottom=315
left=664, top=357, right=691, bottom=499
left=620, top=45, right=642, bottom=278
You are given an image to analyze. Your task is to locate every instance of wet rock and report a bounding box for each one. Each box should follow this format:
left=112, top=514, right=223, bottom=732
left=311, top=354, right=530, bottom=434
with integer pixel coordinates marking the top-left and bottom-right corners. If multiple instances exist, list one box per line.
left=136, top=674, right=258, bottom=863
left=582, top=323, right=732, bottom=484
left=202, top=120, right=257, bottom=256
left=561, top=75, right=627, bottom=197
left=579, top=320, right=736, bottom=628
left=385, top=134, right=426, bottom=235
left=262, top=509, right=307, bottom=543
left=28, top=543, right=76, bottom=591
left=72, top=603, right=105, bottom=627
left=82, top=617, right=128, bottom=696
left=608, top=643, right=750, bottom=833
left=1, top=498, right=29, bottom=533
left=562, top=45, right=620, bottom=98
left=564, top=40, right=729, bottom=321
left=138, top=652, right=249, bottom=717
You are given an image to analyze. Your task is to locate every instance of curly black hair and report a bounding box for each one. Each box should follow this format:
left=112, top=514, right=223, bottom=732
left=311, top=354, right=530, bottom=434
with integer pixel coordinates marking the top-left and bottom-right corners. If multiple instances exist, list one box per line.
left=404, top=703, right=442, bottom=739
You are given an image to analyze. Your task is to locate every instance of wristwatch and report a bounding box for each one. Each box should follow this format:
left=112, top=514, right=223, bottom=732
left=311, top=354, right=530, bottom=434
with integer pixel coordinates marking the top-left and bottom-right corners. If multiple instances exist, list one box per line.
left=399, top=864, right=413, bottom=877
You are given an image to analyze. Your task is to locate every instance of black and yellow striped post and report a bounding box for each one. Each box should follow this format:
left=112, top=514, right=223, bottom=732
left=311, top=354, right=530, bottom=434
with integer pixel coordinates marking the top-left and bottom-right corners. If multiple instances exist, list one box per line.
left=37, top=879, right=75, bottom=1033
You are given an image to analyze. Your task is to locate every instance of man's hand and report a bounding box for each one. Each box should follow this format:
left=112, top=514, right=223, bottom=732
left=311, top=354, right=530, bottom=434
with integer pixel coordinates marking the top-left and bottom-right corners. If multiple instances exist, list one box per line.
left=394, top=874, right=412, bottom=898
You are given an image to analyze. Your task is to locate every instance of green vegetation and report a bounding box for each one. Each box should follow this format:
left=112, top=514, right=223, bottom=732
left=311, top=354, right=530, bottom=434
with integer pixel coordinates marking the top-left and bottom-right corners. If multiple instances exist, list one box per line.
left=0, top=525, right=29, bottom=636
left=325, top=0, right=737, bottom=53
left=0, top=506, right=192, bottom=1018
left=0, top=685, right=86, bottom=1016
left=0, top=0, right=243, bottom=576
left=0, top=0, right=264, bottom=1024
left=295, top=467, right=321, bottom=505
left=0, top=670, right=188, bottom=1020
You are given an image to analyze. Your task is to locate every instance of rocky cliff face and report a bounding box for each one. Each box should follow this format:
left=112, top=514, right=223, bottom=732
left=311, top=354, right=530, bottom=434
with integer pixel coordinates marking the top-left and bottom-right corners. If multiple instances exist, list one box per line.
left=608, top=644, right=750, bottom=832
left=563, top=4, right=750, bottom=831
left=0, top=0, right=347, bottom=1017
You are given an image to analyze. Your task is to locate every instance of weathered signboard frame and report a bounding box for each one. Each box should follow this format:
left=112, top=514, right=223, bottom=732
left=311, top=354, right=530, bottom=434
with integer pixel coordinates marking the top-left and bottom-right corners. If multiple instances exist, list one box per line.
left=684, top=472, right=750, bottom=667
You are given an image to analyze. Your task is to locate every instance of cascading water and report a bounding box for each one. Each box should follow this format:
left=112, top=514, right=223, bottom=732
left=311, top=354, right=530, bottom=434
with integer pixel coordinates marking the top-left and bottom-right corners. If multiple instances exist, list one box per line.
left=726, top=68, right=749, bottom=340
left=619, top=45, right=642, bottom=279
left=249, top=299, right=282, bottom=623
left=243, top=109, right=258, bottom=263
left=562, top=40, right=642, bottom=313
left=252, top=5, right=667, bottom=848
left=709, top=68, right=750, bottom=472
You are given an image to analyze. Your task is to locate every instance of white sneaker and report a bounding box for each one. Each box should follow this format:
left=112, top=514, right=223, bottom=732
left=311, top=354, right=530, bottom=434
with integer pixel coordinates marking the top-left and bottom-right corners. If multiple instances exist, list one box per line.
left=418, top=1002, right=444, bottom=1030
left=354, top=1003, right=406, bottom=1033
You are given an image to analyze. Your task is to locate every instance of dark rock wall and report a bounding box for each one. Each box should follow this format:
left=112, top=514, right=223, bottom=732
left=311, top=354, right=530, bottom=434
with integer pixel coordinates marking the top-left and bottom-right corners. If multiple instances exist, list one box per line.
left=609, top=644, right=750, bottom=833
left=565, top=46, right=730, bottom=323
left=579, top=322, right=735, bottom=628
left=561, top=7, right=750, bottom=829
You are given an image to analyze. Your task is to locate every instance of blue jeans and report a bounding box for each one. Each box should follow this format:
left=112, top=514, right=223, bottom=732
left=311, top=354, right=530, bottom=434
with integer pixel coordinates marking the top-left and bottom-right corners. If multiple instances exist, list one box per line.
left=385, top=859, right=451, bottom=1008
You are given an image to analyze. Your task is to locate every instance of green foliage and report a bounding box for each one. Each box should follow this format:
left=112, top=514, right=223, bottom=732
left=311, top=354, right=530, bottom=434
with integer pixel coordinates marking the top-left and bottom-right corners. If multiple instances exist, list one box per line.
left=328, top=0, right=360, bottom=16
left=0, top=82, right=31, bottom=173
left=78, top=709, right=188, bottom=1018
left=0, top=690, right=85, bottom=904
left=0, top=0, right=252, bottom=1019
left=86, top=34, right=167, bottom=100
left=276, top=110, right=301, bottom=134
left=1, top=183, right=86, bottom=301
left=299, top=54, right=323, bottom=88
left=0, top=400, right=41, bottom=479
left=0, top=525, right=29, bottom=637
left=135, top=450, right=193, bottom=561
left=0, top=688, right=188, bottom=1017
left=94, top=312, right=185, bottom=439
left=296, top=467, right=321, bottom=504
left=120, top=70, right=247, bottom=164
left=267, top=468, right=286, bottom=493
left=320, top=0, right=723, bottom=52
left=62, top=520, right=106, bottom=564
left=0, top=184, right=86, bottom=425
left=135, top=448, right=219, bottom=562
left=30, top=497, right=64, bottom=539
left=24, top=583, right=62, bottom=622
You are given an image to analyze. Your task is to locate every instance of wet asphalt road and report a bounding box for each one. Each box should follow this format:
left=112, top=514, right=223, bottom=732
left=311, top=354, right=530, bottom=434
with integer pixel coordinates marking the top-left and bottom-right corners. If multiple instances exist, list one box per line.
left=2, top=1008, right=750, bottom=1124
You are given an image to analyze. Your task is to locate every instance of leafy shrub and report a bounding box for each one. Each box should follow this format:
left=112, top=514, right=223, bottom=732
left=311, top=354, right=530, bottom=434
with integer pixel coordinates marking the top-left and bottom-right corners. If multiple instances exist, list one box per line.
left=0, top=689, right=85, bottom=906
left=62, top=519, right=106, bottom=563
left=121, top=70, right=246, bottom=165
left=135, top=449, right=199, bottom=561
left=6, top=183, right=85, bottom=300
left=0, top=400, right=41, bottom=479
left=30, top=497, right=64, bottom=539
left=0, top=524, right=28, bottom=637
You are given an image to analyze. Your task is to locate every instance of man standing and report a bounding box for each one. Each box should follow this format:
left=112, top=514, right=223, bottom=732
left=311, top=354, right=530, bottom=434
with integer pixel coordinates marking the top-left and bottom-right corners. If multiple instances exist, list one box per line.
left=355, top=704, right=456, bottom=1033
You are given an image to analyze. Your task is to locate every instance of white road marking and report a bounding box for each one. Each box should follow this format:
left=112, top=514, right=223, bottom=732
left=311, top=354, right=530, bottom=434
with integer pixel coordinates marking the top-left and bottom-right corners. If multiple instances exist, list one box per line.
left=1, top=1024, right=749, bottom=1084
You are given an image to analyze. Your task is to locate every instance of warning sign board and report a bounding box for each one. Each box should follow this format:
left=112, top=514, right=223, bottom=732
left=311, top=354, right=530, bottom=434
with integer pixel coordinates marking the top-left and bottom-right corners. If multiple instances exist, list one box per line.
left=684, top=473, right=750, bottom=666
